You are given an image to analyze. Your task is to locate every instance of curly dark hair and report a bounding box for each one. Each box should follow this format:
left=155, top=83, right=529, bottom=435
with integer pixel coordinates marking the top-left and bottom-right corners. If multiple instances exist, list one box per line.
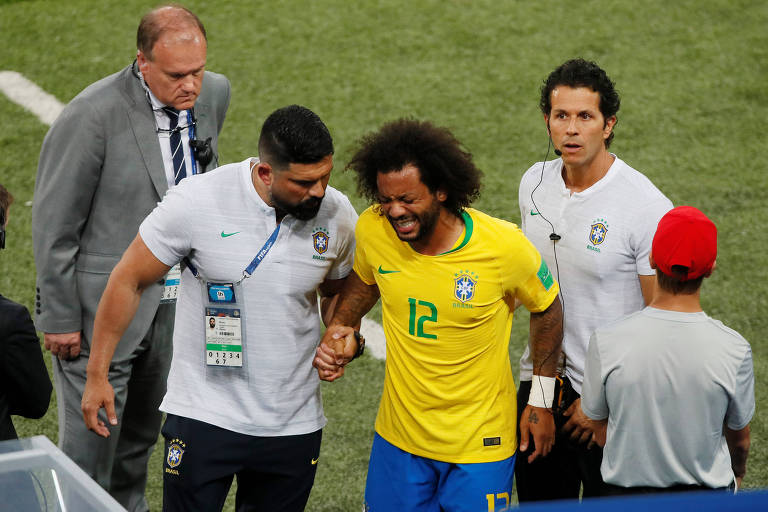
left=258, top=105, right=334, bottom=170
left=540, top=58, right=621, bottom=148
left=346, top=119, right=482, bottom=217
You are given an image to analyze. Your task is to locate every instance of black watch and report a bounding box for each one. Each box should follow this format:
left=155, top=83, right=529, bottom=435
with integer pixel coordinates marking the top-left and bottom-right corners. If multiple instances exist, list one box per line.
left=352, top=330, right=365, bottom=360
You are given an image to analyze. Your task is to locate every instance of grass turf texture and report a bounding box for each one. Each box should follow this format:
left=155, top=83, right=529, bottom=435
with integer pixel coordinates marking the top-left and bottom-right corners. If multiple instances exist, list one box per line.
left=1, top=0, right=766, bottom=509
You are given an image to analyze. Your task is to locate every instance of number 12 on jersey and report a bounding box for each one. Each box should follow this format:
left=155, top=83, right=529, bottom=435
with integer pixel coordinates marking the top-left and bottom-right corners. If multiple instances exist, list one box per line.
left=408, top=298, right=437, bottom=340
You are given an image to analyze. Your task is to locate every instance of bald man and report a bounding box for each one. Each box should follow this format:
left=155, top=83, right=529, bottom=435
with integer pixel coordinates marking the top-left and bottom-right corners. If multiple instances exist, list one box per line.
left=32, top=5, right=230, bottom=510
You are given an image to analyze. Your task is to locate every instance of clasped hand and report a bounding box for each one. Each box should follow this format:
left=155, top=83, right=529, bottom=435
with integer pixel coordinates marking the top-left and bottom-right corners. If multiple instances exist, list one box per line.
left=312, top=325, right=358, bottom=381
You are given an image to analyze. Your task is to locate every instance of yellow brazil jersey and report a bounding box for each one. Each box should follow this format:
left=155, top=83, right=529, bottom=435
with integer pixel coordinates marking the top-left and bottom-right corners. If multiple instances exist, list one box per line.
left=354, top=206, right=559, bottom=463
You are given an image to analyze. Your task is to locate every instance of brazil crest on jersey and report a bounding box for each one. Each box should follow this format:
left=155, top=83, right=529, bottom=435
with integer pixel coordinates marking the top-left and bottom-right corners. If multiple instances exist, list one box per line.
left=354, top=207, right=559, bottom=463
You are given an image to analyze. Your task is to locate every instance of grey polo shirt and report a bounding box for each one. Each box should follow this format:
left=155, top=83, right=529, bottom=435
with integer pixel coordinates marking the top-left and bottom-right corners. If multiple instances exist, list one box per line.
left=582, top=307, right=754, bottom=488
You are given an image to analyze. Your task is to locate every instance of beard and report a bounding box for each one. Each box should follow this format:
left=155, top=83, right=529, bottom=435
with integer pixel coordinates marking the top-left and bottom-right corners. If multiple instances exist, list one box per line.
left=386, top=199, right=441, bottom=242
left=271, top=191, right=323, bottom=221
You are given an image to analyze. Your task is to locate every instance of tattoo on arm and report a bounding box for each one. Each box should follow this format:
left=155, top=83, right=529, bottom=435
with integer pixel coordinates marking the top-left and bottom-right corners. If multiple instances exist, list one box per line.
left=529, top=298, right=564, bottom=377
left=529, top=411, right=539, bottom=424
left=331, top=272, right=380, bottom=327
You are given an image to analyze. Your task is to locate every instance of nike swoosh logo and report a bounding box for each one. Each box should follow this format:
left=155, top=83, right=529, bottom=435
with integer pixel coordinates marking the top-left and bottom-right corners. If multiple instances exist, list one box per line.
left=530, top=210, right=540, bottom=216
left=220, top=231, right=241, bottom=238
left=377, top=265, right=401, bottom=274
left=311, top=458, right=319, bottom=465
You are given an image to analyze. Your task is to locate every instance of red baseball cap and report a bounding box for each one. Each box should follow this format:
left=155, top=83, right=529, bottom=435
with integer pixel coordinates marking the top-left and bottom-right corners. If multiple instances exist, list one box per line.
left=652, top=206, right=717, bottom=281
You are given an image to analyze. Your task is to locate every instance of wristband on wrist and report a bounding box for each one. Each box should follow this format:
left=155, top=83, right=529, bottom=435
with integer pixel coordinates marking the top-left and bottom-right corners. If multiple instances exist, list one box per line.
left=528, top=375, right=556, bottom=408
left=351, top=330, right=365, bottom=360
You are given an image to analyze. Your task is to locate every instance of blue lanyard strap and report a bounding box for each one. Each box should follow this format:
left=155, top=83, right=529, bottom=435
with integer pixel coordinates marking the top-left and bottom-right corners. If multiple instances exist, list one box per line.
left=187, top=110, right=198, bottom=176
left=185, top=223, right=281, bottom=280
left=244, top=223, right=280, bottom=276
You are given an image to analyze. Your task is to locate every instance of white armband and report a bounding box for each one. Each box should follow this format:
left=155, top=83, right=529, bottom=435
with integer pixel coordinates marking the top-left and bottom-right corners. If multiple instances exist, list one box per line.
left=527, top=375, right=556, bottom=408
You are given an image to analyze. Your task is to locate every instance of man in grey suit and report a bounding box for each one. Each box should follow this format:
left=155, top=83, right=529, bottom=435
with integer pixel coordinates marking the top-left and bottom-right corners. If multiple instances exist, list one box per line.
left=32, top=5, right=230, bottom=510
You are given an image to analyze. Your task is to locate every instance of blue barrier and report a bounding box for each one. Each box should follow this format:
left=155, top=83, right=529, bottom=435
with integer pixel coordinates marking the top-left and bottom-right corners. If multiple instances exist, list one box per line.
left=516, top=490, right=768, bottom=511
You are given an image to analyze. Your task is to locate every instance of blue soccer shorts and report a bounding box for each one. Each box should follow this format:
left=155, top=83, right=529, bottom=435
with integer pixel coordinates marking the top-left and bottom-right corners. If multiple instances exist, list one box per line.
left=364, top=433, right=515, bottom=512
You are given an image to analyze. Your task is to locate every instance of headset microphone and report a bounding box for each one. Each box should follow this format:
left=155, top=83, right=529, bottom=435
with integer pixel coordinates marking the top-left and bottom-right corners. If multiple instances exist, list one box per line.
left=531, top=127, right=567, bottom=400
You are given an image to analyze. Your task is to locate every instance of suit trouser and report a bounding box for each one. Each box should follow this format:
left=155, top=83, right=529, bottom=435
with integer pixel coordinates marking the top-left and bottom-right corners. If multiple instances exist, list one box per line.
left=514, top=379, right=605, bottom=502
left=53, top=303, right=174, bottom=512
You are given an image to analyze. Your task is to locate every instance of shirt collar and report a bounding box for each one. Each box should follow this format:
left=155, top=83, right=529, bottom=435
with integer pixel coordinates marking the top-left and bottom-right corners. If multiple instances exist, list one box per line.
left=558, top=153, right=622, bottom=198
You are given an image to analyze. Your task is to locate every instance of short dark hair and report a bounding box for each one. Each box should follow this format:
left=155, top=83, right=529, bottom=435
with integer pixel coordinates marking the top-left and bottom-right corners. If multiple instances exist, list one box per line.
left=540, top=59, right=621, bottom=148
left=656, top=265, right=705, bottom=295
left=346, top=118, right=482, bottom=217
left=137, top=4, right=207, bottom=60
left=258, top=105, right=334, bottom=170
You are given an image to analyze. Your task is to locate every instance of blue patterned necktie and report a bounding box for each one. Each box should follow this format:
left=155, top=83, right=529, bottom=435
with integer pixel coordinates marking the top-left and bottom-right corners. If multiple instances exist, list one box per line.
left=162, top=107, right=187, bottom=185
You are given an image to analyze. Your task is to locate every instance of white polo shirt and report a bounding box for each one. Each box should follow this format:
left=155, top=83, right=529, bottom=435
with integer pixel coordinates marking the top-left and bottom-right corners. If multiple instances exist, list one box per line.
left=517, top=156, right=672, bottom=393
left=140, top=158, right=357, bottom=436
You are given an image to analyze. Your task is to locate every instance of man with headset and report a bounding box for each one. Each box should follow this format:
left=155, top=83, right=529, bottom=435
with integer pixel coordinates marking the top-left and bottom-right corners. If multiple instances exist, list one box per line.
left=32, top=5, right=230, bottom=510
left=515, top=58, right=672, bottom=501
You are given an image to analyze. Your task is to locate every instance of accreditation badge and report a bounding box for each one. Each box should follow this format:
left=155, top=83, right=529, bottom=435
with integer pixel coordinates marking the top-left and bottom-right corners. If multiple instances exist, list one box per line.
left=160, top=263, right=182, bottom=303
left=200, top=281, right=247, bottom=368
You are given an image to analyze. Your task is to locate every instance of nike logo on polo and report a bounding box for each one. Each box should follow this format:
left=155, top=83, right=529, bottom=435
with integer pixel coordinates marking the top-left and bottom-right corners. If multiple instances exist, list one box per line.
left=530, top=210, right=540, bottom=216
left=377, top=265, right=401, bottom=274
left=220, top=231, right=241, bottom=238
left=311, top=457, right=319, bottom=465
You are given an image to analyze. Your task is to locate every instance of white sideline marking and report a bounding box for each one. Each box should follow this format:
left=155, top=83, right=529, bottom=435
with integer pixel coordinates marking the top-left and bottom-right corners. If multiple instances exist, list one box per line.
left=361, top=316, right=386, bottom=360
left=0, top=71, right=65, bottom=125
left=1, top=69, right=389, bottom=359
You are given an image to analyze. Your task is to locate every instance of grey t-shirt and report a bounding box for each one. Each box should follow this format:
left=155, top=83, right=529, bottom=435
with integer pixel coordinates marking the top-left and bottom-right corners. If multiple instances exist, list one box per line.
left=582, top=307, right=754, bottom=488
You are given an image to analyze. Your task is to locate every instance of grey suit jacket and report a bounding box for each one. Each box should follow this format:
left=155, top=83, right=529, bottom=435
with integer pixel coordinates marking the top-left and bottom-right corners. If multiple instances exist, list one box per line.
left=32, top=63, right=231, bottom=362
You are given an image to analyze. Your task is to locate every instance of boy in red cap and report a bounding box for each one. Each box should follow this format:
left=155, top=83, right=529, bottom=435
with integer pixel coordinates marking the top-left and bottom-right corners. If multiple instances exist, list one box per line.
left=580, top=206, right=754, bottom=495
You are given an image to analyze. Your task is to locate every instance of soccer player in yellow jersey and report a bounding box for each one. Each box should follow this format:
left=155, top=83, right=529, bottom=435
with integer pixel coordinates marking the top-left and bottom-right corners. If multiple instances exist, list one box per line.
left=314, top=119, right=563, bottom=512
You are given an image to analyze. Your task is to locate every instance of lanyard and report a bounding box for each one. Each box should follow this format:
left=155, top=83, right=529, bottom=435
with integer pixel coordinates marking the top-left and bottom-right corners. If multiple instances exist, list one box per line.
left=185, top=223, right=281, bottom=282
left=187, top=110, right=198, bottom=176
